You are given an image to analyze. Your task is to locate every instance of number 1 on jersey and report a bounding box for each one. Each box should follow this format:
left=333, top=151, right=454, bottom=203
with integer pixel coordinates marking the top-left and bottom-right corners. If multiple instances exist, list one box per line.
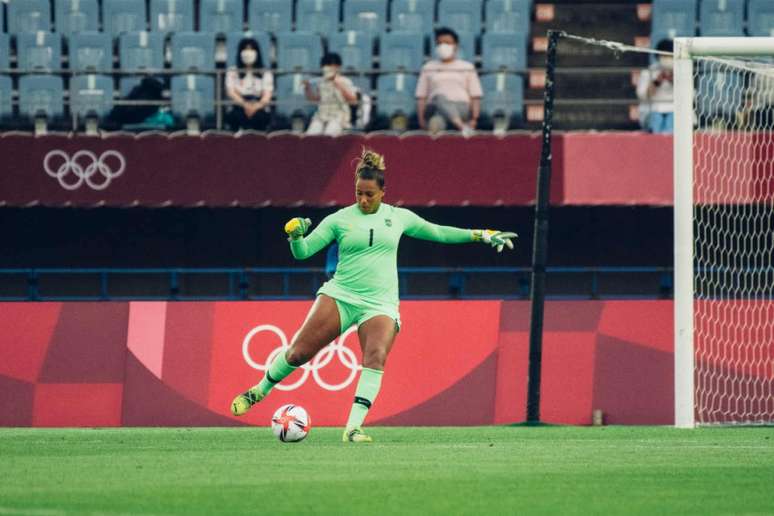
left=369, top=229, right=374, bottom=247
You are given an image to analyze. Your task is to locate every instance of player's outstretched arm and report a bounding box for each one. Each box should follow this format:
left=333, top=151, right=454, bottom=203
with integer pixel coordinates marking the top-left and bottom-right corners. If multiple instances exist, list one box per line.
left=285, top=216, right=335, bottom=259
left=400, top=208, right=518, bottom=253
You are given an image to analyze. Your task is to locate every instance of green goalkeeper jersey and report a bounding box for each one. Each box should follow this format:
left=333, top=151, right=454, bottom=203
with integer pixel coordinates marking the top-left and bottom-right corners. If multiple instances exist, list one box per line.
left=290, top=203, right=473, bottom=309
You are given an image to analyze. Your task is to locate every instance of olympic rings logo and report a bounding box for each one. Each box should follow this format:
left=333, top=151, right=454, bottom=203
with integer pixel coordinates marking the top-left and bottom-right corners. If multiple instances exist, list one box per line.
left=43, top=149, right=126, bottom=191
left=242, top=325, right=361, bottom=391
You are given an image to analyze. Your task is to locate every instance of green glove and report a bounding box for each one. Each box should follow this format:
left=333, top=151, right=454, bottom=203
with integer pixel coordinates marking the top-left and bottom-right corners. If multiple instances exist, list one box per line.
left=284, top=217, right=312, bottom=240
left=473, top=229, right=518, bottom=253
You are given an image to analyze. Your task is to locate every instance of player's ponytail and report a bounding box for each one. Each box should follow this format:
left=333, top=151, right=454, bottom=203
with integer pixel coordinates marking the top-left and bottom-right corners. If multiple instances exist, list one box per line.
left=355, top=148, right=386, bottom=189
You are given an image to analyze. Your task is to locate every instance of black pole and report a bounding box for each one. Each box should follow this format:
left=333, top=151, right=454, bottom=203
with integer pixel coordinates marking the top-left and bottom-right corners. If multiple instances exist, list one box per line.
left=526, top=30, right=561, bottom=424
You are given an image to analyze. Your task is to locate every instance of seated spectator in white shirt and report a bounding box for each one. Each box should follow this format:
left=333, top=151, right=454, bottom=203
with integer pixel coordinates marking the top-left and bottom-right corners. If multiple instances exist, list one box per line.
left=225, top=37, right=273, bottom=131
left=636, top=39, right=674, bottom=134
left=303, top=53, right=358, bottom=136
left=416, top=27, right=483, bottom=135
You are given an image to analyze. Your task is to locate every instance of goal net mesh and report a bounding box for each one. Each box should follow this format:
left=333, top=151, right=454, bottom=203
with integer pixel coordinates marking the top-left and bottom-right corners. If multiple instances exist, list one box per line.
left=693, top=56, right=774, bottom=425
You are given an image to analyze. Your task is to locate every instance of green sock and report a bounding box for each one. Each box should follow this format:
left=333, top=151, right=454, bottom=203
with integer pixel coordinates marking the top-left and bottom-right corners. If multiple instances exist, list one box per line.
left=345, top=367, right=384, bottom=430
left=256, top=351, right=297, bottom=395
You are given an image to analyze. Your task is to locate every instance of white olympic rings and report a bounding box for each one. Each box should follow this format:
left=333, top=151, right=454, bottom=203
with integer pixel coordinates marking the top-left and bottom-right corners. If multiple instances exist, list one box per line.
left=242, top=324, right=361, bottom=391
left=43, top=149, right=126, bottom=191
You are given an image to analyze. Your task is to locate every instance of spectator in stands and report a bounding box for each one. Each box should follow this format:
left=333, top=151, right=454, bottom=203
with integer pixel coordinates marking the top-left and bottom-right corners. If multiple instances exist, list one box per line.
left=637, top=39, right=674, bottom=134
left=416, top=27, right=483, bottom=136
left=225, top=37, right=273, bottom=131
left=303, top=53, right=358, bottom=136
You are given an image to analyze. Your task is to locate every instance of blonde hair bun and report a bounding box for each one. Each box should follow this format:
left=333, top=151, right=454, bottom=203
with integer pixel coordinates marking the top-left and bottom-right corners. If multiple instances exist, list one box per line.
left=356, top=148, right=386, bottom=173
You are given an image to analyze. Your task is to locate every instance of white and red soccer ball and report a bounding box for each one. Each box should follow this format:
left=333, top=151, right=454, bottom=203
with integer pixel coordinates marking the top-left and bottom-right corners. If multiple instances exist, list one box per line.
left=271, top=404, right=311, bottom=442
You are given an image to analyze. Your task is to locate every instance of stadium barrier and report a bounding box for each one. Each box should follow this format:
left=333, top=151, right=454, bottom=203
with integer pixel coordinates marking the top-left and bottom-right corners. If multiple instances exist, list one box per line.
left=0, top=300, right=676, bottom=427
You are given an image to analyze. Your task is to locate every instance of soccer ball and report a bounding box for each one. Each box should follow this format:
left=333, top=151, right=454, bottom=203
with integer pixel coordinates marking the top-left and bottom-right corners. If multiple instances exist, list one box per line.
left=271, top=404, right=311, bottom=442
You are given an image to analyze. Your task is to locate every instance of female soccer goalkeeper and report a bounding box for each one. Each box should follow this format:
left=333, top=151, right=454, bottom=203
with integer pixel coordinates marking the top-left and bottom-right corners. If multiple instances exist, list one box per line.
left=231, top=149, right=517, bottom=442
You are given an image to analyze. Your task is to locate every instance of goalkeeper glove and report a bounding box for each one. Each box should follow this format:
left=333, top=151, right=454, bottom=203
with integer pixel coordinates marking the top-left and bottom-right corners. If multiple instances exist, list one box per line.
left=285, top=217, right=312, bottom=240
left=473, top=229, right=518, bottom=253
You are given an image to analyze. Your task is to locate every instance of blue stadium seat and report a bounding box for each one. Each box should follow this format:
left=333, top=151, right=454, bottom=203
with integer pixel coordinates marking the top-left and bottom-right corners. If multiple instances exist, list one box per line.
left=699, top=0, right=745, bottom=36
left=438, top=0, right=483, bottom=34
left=150, top=0, right=195, bottom=34
left=376, top=72, right=418, bottom=117
left=19, top=75, right=64, bottom=120
left=295, top=0, right=339, bottom=35
left=455, top=31, right=476, bottom=62
left=199, top=0, right=244, bottom=34
left=0, top=5, right=4, bottom=37
left=327, top=30, right=372, bottom=72
left=55, top=0, right=100, bottom=35
left=275, top=31, right=323, bottom=72
left=343, top=0, right=388, bottom=35
left=485, top=0, right=531, bottom=35
left=390, top=0, right=434, bottom=37
left=480, top=72, right=523, bottom=122
left=0, top=75, right=13, bottom=121
left=481, top=33, right=527, bottom=71
left=119, top=31, right=166, bottom=70
left=70, top=74, right=114, bottom=119
left=68, top=32, right=113, bottom=72
left=380, top=31, right=424, bottom=72
left=274, top=73, right=315, bottom=117
left=225, top=31, right=272, bottom=68
left=171, top=32, right=216, bottom=71
left=0, top=34, right=10, bottom=71
left=248, top=0, right=293, bottom=34
left=103, top=0, right=148, bottom=37
left=651, top=0, right=697, bottom=38
left=170, top=74, right=215, bottom=121
left=17, top=32, right=62, bottom=72
left=8, top=0, right=52, bottom=35
left=696, top=69, right=744, bottom=120
left=748, top=0, right=774, bottom=37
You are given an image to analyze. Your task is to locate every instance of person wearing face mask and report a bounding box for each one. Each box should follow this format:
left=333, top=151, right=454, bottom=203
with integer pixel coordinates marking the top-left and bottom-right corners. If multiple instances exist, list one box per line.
left=415, top=27, right=483, bottom=136
left=304, top=53, right=358, bottom=136
left=636, top=39, right=674, bottom=134
left=225, top=38, right=274, bottom=131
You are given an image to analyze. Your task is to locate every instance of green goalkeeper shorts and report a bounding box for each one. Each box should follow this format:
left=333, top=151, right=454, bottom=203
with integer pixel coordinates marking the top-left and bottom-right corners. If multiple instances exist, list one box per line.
left=317, top=284, right=401, bottom=334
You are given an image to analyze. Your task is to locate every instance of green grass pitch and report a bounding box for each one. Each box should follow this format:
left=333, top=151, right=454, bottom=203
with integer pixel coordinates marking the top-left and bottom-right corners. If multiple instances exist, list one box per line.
left=1, top=426, right=773, bottom=515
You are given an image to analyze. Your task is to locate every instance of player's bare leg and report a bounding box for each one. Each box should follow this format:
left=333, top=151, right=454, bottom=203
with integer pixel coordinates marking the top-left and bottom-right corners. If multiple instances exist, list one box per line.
left=231, top=295, right=341, bottom=415
left=343, top=315, right=397, bottom=442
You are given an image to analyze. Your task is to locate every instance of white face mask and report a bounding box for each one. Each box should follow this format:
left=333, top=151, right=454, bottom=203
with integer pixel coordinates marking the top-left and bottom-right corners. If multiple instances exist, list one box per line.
left=436, top=43, right=456, bottom=61
left=659, top=57, right=673, bottom=69
left=240, top=49, right=257, bottom=66
left=322, top=65, right=337, bottom=79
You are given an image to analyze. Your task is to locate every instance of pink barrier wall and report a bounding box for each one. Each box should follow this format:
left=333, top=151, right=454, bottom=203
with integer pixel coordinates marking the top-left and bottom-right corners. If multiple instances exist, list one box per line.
left=0, top=300, right=676, bottom=427
left=0, top=132, right=683, bottom=207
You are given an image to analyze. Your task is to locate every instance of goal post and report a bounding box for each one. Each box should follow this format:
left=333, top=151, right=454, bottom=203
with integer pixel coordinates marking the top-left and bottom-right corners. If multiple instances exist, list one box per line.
left=673, top=37, right=774, bottom=427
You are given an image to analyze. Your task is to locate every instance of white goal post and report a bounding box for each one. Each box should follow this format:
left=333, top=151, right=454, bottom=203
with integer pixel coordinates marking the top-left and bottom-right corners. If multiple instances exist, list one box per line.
left=674, top=37, right=774, bottom=428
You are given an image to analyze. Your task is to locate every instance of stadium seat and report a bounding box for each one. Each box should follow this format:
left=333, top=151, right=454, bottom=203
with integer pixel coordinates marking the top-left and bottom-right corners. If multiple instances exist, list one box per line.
left=390, top=0, right=434, bottom=37
left=17, top=32, right=62, bottom=72
left=0, top=34, right=9, bottom=71
left=748, top=0, right=774, bottom=37
left=170, top=74, right=215, bottom=122
left=481, top=33, right=527, bottom=71
left=0, top=75, right=12, bottom=122
left=55, top=0, right=100, bottom=36
left=225, top=31, right=272, bottom=68
left=380, top=31, right=424, bottom=72
left=480, top=72, right=524, bottom=123
left=119, top=31, right=166, bottom=70
left=69, top=74, right=115, bottom=120
left=275, top=32, right=323, bottom=72
left=295, top=0, right=339, bottom=35
left=7, top=0, right=52, bottom=35
left=68, top=32, right=113, bottom=72
left=455, top=31, right=476, bottom=62
left=438, top=0, right=483, bottom=34
left=171, top=32, right=216, bottom=71
left=696, top=69, right=744, bottom=122
left=699, top=0, right=745, bottom=36
left=327, top=31, right=372, bottom=72
left=651, top=0, right=697, bottom=38
left=19, top=75, right=65, bottom=121
left=343, top=0, right=388, bottom=36
left=274, top=73, right=315, bottom=118
left=376, top=72, right=418, bottom=118
left=0, top=5, right=4, bottom=37
left=484, top=0, right=531, bottom=35
left=248, top=0, right=293, bottom=34
left=150, top=0, right=195, bottom=34
left=199, top=0, right=244, bottom=35
left=103, top=0, right=148, bottom=37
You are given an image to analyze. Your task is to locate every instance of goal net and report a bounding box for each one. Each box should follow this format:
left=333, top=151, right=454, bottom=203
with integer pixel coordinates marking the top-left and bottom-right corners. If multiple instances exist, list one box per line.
left=674, top=38, right=774, bottom=427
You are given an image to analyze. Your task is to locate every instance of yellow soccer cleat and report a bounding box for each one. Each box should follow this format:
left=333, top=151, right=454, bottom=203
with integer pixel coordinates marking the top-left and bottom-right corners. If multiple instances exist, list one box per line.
left=230, top=387, right=264, bottom=416
left=342, top=427, right=373, bottom=443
